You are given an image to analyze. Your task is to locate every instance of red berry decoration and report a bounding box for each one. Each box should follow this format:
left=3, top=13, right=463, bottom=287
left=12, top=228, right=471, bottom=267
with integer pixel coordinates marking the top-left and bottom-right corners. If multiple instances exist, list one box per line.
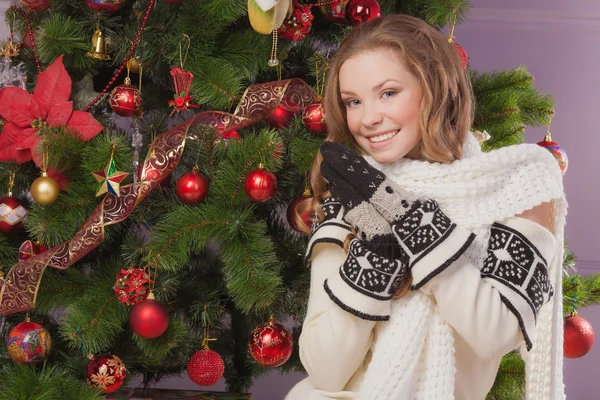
left=345, top=0, right=381, bottom=25
left=6, top=320, right=52, bottom=365
left=287, top=189, right=313, bottom=233
left=86, top=0, right=125, bottom=12
left=248, top=316, right=293, bottom=367
left=129, top=293, right=169, bottom=339
left=114, top=267, right=153, bottom=305
left=452, top=42, right=469, bottom=71
left=320, top=0, right=349, bottom=24
left=0, top=196, right=27, bottom=233
left=109, top=79, right=143, bottom=118
left=564, top=311, right=595, bottom=358
left=187, top=349, right=225, bottom=386
left=244, top=164, right=278, bottom=202
left=537, top=132, right=568, bottom=175
left=175, top=170, right=209, bottom=204
left=265, top=105, right=297, bottom=130
left=18, top=0, right=50, bottom=12
left=18, top=240, right=47, bottom=261
left=86, top=354, right=126, bottom=394
left=302, top=101, right=327, bottom=135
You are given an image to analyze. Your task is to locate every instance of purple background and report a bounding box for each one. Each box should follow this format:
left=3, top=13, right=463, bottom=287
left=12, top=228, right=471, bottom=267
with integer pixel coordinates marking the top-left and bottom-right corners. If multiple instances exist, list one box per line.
left=1, top=0, right=598, bottom=398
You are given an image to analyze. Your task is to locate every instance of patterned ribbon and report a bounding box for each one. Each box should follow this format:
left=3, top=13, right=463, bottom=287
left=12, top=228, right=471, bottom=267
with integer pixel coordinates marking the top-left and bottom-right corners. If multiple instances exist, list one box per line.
left=0, top=78, right=317, bottom=315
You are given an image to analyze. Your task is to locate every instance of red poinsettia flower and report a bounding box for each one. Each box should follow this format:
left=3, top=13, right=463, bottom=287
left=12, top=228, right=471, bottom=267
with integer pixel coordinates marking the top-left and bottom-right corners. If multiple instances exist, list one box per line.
left=0, top=55, right=104, bottom=168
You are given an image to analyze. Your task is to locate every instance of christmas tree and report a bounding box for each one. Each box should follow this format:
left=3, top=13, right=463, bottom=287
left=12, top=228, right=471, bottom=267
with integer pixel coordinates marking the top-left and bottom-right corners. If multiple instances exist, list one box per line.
left=0, top=0, right=595, bottom=398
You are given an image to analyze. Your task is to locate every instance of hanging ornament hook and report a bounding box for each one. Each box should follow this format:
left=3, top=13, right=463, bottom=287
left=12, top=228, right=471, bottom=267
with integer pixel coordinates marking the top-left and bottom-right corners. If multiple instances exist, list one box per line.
left=180, top=34, right=191, bottom=69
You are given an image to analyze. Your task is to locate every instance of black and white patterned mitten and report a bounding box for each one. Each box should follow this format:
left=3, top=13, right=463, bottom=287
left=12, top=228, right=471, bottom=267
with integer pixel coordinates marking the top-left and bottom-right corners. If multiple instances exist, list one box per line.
left=320, top=142, right=475, bottom=290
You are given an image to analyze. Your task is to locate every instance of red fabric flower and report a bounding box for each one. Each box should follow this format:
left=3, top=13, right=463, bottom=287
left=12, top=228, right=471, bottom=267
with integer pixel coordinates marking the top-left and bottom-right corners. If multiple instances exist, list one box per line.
left=278, top=2, right=314, bottom=42
left=113, top=267, right=153, bottom=305
left=0, top=55, right=103, bottom=167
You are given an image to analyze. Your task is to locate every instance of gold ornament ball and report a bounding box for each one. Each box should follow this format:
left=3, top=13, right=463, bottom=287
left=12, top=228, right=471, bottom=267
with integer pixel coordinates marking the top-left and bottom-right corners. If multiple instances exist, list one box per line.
left=31, top=173, right=59, bottom=205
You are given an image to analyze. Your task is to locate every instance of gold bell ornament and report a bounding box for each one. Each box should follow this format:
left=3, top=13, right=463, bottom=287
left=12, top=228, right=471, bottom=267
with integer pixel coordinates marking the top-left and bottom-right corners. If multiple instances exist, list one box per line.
left=87, top=23, right=110, bottom=61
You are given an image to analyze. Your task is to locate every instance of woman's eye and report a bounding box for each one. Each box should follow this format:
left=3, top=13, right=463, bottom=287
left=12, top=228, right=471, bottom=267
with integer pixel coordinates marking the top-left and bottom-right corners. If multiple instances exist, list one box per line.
left=382, top=90, right=397, bottom=99
left=345, top=99, right=360, bottom=107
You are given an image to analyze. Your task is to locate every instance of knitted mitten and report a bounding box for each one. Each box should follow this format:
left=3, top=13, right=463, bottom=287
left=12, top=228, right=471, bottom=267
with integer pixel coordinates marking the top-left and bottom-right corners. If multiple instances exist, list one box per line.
left=320, top=142, right=475, bottom=290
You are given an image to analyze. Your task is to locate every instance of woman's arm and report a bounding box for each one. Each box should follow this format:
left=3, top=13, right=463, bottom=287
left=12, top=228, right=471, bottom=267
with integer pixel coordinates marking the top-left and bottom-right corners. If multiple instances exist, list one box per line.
left=417, top=204, right=558, bottom=360
left=299, top=242, right=377, bottom=392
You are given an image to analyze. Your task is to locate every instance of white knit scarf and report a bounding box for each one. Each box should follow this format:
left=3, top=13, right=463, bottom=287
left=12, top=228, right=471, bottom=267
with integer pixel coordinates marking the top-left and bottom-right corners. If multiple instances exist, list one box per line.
left=357, top=133, right=567, bottom=400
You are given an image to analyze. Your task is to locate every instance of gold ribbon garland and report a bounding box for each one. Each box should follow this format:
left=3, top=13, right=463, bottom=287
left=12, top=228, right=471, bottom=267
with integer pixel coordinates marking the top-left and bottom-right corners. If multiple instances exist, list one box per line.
left=0, top=78, right=317, bottom=316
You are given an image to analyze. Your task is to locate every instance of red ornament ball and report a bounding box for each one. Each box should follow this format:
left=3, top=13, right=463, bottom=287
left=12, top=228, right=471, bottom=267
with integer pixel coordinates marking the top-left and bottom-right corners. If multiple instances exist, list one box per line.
left=129, top=295, right=169, bottom=339
left=114, top=267, right=153, bottom=305
left=86, top=0, right=125, bottom=12
left=287, top=193, right=313, bottom=233
left=0, top=196, right=27, bottom=233
left=215, top=130, right=241, bottom=146
left=345, top=0, right=381, bottom=25
left=302, top=101, right=327, bottom=135
left=18, top=0, right=50, bottom=12
left=248, top=317, right=293, bottom=367
left=187, top=349, right=225, bottom=386
left=109, top=83, right=142, bottom=118
left=18, top=240, right=47, bottom=261
left=452, top=42, right=469, bottom=71
left=265, top=105, right=297, bottom=130
left=244, top=166, right=278, bottom=202
left=564, top=313, right=595, bottom=358
left=537, top=138, right=568, bottom=175
left=86, top=354, right=126, bottom=394
left=6, top=321, right=52, bottom=365
left=176, top=171, right=209, bottom=204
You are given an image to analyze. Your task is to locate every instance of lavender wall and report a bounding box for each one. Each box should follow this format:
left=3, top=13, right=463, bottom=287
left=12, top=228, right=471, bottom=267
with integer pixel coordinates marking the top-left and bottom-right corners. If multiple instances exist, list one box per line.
left=1, top=0, right=599, bottom=398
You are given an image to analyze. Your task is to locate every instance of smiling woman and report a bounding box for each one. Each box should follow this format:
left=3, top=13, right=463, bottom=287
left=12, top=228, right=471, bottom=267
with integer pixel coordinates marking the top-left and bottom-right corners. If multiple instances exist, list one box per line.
left=339, top=49, right=423, bottom=164
left=287, top=13, right=566, bottom=400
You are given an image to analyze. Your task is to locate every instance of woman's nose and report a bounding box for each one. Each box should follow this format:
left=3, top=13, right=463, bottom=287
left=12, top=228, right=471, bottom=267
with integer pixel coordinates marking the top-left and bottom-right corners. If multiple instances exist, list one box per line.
left=361, top=103, right=383, bottom=127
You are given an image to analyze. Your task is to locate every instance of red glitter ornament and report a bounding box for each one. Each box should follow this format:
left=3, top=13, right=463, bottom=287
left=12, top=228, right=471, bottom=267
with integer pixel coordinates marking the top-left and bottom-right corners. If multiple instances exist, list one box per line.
left=109, top=79, right=142, bottom=118
left=6, top=320, right=52, bottom=364
left=113, top=267, right=153, bottom=305
left=18, top=0, right=50, bottom=12
left=0, top=196, right=27, bottom=233
left=452, top=42, right=469, bottom=71
left=129, top=293, right=169, bottom=339
left=248, top=317, right=293, bottom=367
left=345, top=0, right=381, bottom=25
left=18, top=240, right=47, bottom=261
left=244, top=164, right=278, bottom=202
left=175, top=170, right=209, bottom=204
left=187, top=349, right=225, bottom=386
left=564, top=311, right=595, bottom=358
left=86, top=353, right=126, bottom=394
left=265, top=105, right=297, bottom=130
left=302, top=100, right=327, bottom=135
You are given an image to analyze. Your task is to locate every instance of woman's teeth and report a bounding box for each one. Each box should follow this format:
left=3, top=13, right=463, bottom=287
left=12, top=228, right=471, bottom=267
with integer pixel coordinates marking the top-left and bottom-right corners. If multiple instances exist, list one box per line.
left=369, top=130, right=398, bottom=143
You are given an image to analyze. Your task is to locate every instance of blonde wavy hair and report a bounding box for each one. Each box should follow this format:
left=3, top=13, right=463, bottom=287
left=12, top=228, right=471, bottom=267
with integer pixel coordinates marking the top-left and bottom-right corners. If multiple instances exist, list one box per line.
left=297, top=15, right=474, bottom=292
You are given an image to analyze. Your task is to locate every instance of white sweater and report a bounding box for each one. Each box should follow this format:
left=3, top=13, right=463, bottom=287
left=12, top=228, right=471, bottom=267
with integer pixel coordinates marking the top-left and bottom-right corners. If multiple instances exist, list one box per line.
left=287, top=135, right=565, bottom=400
left=286, top=216, right=557, bottom=400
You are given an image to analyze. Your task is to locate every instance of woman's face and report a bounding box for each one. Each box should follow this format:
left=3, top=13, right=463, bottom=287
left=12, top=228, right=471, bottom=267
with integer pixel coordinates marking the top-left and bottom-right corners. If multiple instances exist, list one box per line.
left=339, top=48, right=423, bottom=164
